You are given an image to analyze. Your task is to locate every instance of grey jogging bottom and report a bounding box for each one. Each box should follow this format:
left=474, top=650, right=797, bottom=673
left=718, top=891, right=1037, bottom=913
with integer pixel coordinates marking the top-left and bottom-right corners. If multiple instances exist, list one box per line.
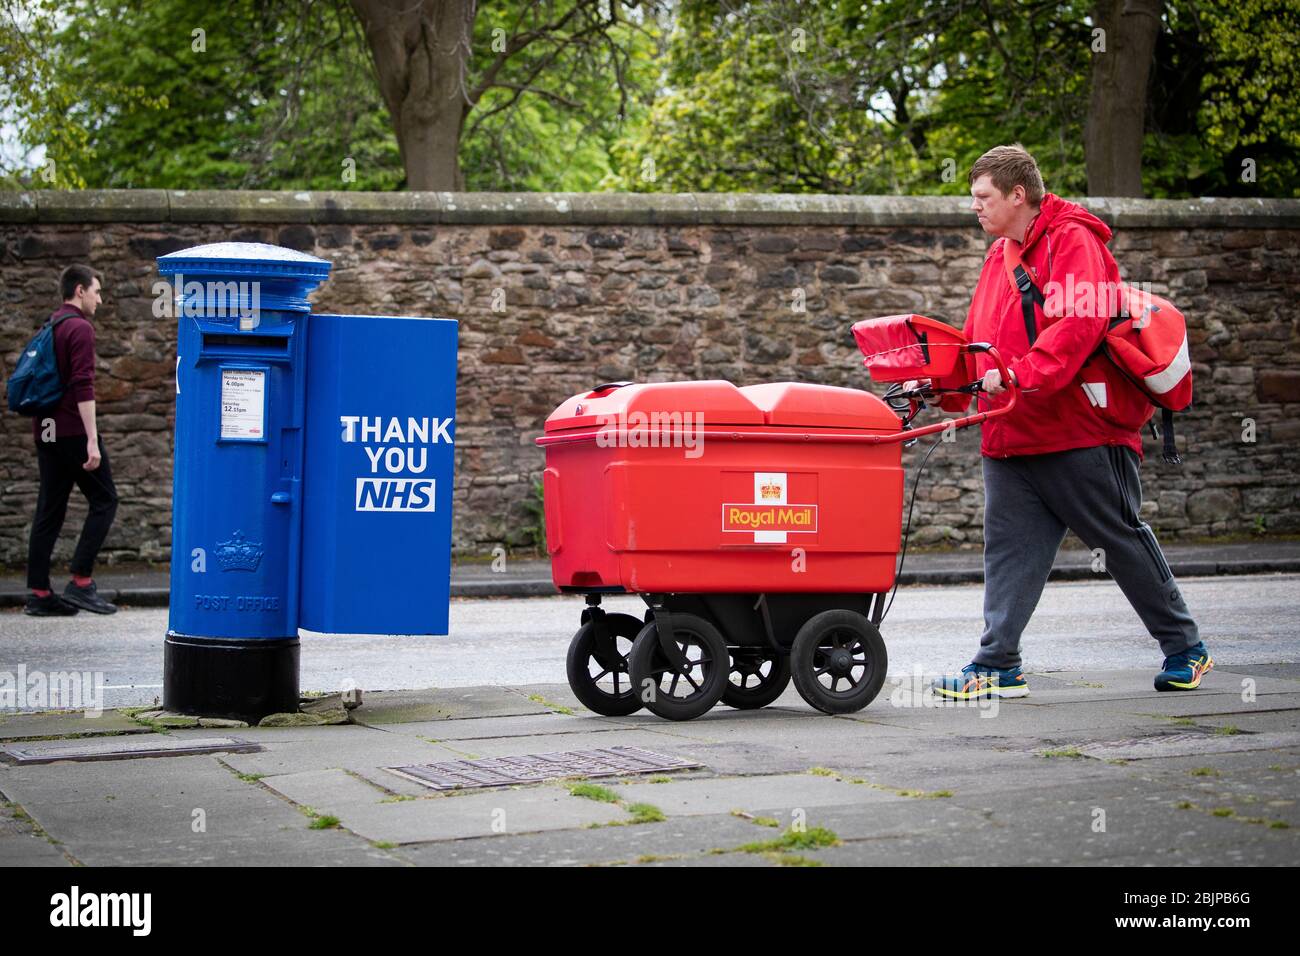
left=974, top=444, right=1200, bottom=670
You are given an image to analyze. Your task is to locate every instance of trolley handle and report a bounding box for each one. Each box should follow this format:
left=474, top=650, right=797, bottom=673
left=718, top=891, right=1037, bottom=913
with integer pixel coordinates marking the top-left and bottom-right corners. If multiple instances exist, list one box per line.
left=892, top=343, right=1019, bottom=441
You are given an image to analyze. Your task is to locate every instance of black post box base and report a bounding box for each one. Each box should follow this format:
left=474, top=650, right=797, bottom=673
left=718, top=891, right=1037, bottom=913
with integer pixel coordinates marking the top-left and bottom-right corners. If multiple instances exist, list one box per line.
left=164, top=633, right=300, bottom=724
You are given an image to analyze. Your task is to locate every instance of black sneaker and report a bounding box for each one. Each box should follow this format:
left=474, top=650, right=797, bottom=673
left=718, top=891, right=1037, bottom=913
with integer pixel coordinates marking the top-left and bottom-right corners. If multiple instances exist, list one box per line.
left=62, top=580, right=117, bottom=615
left=25, top=592, right=80, bottom=617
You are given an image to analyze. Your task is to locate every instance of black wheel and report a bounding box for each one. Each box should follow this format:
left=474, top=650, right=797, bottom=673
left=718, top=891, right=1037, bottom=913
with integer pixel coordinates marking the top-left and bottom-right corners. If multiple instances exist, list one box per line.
left=565, top=612, right=645, bottom=717
left=790, top=610, right=887, bottom=715
left=721, top=648, right=792, bottom=710
left=628, top=613, right=729, bottom=721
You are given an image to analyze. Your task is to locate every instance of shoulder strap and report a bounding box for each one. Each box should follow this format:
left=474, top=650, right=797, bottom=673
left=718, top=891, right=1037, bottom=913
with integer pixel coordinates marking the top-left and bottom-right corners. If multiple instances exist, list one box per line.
left=1001, top=238, right=1045, bottom=346
left=46, top=306, right=79, bottom=330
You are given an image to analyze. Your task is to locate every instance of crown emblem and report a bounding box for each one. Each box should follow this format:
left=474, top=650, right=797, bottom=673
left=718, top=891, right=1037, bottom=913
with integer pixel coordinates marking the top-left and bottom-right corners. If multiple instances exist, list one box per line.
left=215, top=531, right=263, bottom=572
left=760, top=481, right=782, bottom=500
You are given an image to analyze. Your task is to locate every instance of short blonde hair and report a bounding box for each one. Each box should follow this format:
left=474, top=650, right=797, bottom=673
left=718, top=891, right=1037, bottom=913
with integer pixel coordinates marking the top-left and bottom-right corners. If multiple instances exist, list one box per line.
left=968, top=144, right=1044, bottom=206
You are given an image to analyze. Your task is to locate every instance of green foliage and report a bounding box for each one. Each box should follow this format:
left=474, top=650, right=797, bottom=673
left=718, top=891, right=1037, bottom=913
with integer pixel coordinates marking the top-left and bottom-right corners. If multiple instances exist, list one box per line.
left=568, top=782, right=620, bottom=803
left=3, top=0, right=1294, bottom=196
left=462, top=2, right=665, bottom=191
left=739, top=825, right=841, bottom=853
left=18, top=0, right=402, bottom=189
left=520, top=478, right=547, bottom=556
left=608, top=0, right=1297, bottom=198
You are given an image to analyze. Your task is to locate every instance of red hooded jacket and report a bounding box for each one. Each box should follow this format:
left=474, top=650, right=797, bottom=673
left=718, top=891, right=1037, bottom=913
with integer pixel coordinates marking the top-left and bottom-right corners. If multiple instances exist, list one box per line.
left=936, top=192, right=1143, bottom=459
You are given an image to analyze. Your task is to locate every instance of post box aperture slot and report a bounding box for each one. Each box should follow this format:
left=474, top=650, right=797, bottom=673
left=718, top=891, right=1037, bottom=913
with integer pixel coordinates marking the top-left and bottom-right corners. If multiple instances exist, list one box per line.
left=201, top=333, right=290, bottom=356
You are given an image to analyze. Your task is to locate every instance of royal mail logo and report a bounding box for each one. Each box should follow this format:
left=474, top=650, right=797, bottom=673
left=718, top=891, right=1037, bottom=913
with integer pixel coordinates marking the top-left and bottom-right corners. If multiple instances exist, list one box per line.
left=723, top=503, right=818, bottom=532
left=723, top=471, right=817, bottom=543
left=215, top=531, right=263, bottom=572
left=355, top=477, right=436, bottom=512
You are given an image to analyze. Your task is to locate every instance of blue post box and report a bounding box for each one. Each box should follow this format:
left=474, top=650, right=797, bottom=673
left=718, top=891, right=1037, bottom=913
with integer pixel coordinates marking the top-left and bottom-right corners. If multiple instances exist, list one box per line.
left=158, top=242, right=458, bottom=722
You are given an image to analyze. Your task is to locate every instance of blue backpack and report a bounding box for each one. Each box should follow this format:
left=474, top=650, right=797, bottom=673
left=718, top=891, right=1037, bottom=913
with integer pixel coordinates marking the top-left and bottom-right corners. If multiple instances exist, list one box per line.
left=6, top=312, right=71, bottom=415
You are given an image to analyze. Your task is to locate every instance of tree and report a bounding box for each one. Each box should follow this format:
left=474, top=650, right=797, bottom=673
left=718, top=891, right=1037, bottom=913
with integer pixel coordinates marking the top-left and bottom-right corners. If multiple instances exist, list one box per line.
left=1085, top=0, right=1165, bottom=196
left=4, top=0, right=403, bottom=189
left=608, top=0, right=1297, bottom=198
left=350, top=0, right=665, bottom=190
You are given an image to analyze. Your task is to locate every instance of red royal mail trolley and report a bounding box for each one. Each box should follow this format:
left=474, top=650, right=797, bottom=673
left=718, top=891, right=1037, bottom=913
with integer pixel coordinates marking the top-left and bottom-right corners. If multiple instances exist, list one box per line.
left=535, top=314, right=1018, bottom=721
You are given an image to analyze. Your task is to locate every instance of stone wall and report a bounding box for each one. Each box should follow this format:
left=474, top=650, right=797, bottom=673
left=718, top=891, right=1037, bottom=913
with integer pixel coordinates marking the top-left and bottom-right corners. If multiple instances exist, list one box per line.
left=2, top=191, right=1298, bottom=569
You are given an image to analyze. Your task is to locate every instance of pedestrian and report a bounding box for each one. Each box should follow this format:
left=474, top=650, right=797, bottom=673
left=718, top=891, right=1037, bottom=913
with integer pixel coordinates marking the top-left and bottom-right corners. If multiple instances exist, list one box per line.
left=24, top=264, right=119, bottom=616
left=922, top=144, right=1209, bottom=696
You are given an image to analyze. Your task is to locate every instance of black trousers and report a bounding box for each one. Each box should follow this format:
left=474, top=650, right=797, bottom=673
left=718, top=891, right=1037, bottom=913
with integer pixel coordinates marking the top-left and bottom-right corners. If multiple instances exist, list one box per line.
left=26, top=436, right=119, bottom=591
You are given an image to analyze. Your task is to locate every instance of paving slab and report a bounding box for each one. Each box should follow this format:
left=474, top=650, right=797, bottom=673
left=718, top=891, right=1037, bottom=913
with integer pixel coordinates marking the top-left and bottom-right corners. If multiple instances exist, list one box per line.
left=795, top=744, right=1190, bottom=800
left=1187, top=712, right=1300, bottom=735
left=605, top=772, right=909, bottom=818
left=261, top=769, right=629, bottom=843
left=826, top=779, right=1300, bottom=866
left=1017, top=669, right=1299, bottom=701
left=780, top=799, right=990, bottom=844
left=0, top=733, right=259, bottom=765
left=629, top=849, right=786, bottom=867
left=353, top=687, right=552, bottom=725
left=373, top=711, right=627, bottom=741
left=0, top=710, right=151, bottom=741
left=453, top=728, right=703, bottom=760
left=1121, top=695, right=1300, bottom=720
left=0, top=799, right=71, bottom=866
left=215, top=726, right=467, bottom=780
left=503, top=682, right=594, bottom=714
left=389, top=813, right=764, bottom=866
left=1214, top=663, right=1300, bottom=682
left=852, top=701, right=1175, bottom=738
left=0, top=756, right=400, bottom=865
left=1075, top=731, right=1300, bottom=760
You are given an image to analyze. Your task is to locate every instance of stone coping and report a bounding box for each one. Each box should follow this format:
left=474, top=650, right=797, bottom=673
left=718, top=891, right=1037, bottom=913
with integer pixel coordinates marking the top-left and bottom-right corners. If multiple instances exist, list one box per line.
left=2, top=190, right=1297, bottom=228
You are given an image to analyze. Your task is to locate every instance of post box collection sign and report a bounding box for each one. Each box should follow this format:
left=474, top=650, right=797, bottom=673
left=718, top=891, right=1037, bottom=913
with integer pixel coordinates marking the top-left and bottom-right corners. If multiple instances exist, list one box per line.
left=220, top=368, right=266, bottom=440
left=338, top=415, right=454, bottom=512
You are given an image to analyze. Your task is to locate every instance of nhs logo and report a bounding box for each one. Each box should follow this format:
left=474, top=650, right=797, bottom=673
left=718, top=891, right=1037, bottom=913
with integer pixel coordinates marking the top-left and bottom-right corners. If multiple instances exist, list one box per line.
left=355, top=478, right=436, bottom=512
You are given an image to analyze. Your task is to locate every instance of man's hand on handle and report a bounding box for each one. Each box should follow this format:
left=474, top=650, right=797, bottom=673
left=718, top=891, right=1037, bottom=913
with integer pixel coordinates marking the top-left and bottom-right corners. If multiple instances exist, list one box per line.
left=981, top=368, right=1017, bottom=396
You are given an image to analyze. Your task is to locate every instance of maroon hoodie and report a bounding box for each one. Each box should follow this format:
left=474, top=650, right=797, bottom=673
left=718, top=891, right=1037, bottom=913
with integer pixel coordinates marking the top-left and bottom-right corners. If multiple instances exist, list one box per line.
left=31, top=304, right=97, bottom=442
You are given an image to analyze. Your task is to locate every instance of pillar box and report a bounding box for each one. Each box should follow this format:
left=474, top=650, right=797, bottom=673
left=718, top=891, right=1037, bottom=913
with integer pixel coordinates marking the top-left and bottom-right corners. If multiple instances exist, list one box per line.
left=158, top=242, right=457, bottom=722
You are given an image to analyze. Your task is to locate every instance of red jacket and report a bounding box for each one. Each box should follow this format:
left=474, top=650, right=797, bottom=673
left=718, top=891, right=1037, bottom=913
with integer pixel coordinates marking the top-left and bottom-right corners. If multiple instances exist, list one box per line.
left=30, top=304, right=96, bottom=441
left=937, top=192, right=1143, bottom=460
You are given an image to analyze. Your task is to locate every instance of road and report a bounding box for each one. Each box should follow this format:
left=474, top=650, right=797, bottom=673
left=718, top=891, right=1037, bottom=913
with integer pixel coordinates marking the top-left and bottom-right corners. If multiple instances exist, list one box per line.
left=1, top=574, right=1297, bottom=710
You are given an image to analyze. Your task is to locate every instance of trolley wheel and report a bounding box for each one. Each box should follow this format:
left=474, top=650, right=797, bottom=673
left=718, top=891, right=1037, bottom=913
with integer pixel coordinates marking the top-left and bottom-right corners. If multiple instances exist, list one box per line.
left=565, top=613, right=645, bottom=717
left=790, top=610, right=887, bottom=715
left=628, top=613, right=729, bottom=721
left=721, top=648, right=792, bottom=710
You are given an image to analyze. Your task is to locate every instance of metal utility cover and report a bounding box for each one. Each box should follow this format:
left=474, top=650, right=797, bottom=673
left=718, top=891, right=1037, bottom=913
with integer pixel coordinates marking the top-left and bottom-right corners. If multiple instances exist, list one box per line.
left=0, top=735, right=262, bottom=765
left=386, top=746, right=702, bottom=791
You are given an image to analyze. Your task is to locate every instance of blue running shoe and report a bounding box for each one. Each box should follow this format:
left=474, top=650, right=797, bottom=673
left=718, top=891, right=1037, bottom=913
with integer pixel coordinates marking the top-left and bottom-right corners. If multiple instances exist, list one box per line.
left=931, top=662, right=1029, bottom=700
left=1155, top=641, right=1213, bottom=691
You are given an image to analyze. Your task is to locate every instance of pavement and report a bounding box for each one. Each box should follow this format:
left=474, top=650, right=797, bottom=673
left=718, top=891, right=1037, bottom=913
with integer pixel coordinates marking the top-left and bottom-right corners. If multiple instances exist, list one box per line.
left=3, top=539, right=1300, bottom=608
left=1, top=666, right=1297, bottom=867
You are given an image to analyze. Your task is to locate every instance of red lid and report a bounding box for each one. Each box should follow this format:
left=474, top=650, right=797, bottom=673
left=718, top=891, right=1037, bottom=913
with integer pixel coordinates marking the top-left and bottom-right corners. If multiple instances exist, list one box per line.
left=851, top=313, right=967, bottom=382
left=740, top=382, right=899, bottom=430
left=543, top=380, right=766, bottom=432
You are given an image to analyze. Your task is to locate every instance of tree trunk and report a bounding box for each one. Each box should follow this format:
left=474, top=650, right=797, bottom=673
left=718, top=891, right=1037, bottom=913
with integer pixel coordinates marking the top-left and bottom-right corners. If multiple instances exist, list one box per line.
left=350, top=0, right=476, bottom=190
left=1085, top=0, right=1164, bottom=196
